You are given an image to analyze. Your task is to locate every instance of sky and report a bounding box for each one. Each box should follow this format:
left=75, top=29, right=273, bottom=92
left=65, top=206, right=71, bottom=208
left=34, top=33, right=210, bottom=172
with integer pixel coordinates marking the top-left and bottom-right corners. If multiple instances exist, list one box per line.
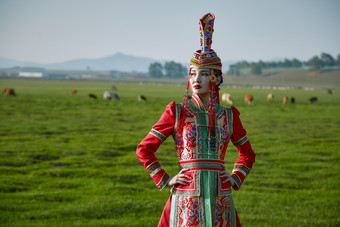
left=0, top=0, right=339, bottom=64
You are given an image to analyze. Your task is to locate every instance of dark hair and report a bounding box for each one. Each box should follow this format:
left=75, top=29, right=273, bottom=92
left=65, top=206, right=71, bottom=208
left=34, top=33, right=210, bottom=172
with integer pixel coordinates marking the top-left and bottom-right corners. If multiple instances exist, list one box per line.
left=216, top=69, right=223, bottom=88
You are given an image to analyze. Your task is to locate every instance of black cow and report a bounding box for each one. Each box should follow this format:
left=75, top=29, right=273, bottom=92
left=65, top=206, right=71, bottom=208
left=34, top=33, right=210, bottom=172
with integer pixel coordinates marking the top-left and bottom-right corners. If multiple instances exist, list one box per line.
left=138, top=95, right=147, bottom=102
left=309, top=97, right=318, bottom=103
left=88, top=94, right=97, bottom=99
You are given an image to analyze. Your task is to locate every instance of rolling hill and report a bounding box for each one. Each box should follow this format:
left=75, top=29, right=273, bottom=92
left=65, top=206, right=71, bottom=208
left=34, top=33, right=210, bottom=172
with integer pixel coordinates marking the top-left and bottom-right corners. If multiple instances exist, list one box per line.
left=0, top=53, right=236, bottom=73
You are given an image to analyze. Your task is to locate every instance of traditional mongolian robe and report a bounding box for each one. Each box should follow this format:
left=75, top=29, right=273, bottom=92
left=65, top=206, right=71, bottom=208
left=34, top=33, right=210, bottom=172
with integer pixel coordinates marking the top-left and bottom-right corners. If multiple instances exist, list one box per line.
left=136, top=94, right=255, bottom=227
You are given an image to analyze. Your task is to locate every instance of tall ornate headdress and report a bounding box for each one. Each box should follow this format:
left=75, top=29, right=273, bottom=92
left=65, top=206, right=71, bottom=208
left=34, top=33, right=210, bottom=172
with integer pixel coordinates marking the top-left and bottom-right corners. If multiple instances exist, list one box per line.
left=183, top=12, right=223, bottom=106
left=190, top=12, right=222, bottom=70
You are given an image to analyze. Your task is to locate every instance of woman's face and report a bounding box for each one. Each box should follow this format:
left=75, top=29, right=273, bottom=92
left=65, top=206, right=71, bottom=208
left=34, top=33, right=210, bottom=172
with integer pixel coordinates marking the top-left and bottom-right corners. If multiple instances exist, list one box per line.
left=189, top=67, right=212, bottom=97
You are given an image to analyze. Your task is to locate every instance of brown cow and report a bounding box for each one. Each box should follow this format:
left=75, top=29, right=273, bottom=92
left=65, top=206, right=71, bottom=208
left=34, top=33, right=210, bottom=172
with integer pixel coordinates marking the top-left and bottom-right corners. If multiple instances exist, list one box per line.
left=282, top=96, right=288, bottom=104
left=244, top=94, right=253, bottom=105
left=3, top=88, right=16, bottom=96
left=72, top=89, right=77, bottom=94
left=222, top=93, right=233, bottom=105
left=267, top=93, right=274, bottom=102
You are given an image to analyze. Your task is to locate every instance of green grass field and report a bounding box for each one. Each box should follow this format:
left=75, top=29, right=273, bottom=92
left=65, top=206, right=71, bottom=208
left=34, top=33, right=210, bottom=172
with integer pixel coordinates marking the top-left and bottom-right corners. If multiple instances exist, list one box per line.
left=0, top=78, right=339, bottom=226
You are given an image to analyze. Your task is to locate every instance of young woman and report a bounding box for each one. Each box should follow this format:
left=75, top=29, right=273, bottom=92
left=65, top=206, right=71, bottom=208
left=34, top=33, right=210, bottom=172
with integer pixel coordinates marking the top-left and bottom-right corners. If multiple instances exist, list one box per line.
left=136, top=13, right=255, bottom=227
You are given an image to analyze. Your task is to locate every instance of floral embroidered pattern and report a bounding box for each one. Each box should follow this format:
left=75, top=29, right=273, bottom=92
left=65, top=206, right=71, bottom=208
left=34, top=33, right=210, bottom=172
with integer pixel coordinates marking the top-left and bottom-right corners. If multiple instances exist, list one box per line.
left=216, top=108, right=232, bottom=159
left=182, top=123, right=198, bottom=160
left=178, top=196, right=201, bottom=226
left=215, top=196, right=232, bottom=226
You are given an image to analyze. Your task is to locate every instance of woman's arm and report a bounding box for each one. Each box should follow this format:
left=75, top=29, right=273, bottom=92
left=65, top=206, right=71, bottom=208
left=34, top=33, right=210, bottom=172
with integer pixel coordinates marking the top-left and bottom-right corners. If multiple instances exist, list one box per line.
left=230, top=106, right=256, bottom=190
left=136, top=101, right=177, bottom=190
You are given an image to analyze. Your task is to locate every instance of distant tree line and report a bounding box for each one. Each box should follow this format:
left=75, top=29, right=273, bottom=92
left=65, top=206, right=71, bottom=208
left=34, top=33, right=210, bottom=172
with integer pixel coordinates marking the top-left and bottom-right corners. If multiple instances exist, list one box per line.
left=227, top=52, right=340, bottom=76
left=149, top=61, right=187, bottom=78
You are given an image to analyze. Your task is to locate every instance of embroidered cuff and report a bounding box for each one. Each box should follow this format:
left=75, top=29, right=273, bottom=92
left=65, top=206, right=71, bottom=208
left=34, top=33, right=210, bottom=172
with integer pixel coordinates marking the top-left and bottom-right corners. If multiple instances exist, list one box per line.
left=231, top=174, right=242, bottom=190
left=146, top=161, right=161, bottom=174
left=149, top=129, right=166, bottom=141
left=156, top=173, right=170, bottom=191
left=233, top=135, right=248, bottom=147
left=146, top=161, right=170, bottom=191
left=232, top=165, right=250, bottom=177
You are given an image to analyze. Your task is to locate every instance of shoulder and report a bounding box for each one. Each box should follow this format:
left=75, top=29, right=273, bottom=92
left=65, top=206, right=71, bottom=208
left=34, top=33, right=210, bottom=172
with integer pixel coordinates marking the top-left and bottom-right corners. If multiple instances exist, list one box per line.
left=217, top=104, right=238, bottom=116
left=231, top=105, right=240, bottom=117
left=165, top=101, right=177, bottom=111
left=160, top=101, right=178, bottom=118
left=153, top=102, right=178, bottom=127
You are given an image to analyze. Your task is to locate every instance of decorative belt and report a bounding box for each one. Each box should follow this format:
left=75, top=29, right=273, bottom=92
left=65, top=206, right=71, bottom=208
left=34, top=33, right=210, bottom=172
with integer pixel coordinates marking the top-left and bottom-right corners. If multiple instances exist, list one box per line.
left=178, top=159, right=225, bottom=171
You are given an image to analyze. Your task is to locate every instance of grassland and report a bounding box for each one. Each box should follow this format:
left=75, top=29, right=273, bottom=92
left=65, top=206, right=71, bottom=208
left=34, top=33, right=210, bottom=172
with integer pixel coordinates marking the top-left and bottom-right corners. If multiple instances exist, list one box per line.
left=0, top=78, right=339, bottom=226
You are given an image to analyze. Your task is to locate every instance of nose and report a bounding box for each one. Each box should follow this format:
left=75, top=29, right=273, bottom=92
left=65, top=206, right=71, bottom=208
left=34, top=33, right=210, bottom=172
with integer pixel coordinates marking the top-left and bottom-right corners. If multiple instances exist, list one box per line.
left=193, top=74, right=200, bottom=83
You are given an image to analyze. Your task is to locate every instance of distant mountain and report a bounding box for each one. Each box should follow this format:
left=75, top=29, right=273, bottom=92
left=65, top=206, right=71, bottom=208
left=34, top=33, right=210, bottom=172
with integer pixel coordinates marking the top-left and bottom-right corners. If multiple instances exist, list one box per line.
left=45, top=53, right=157, bottom=72
left=0, top=53, right=238, bottom=73
left=0, top=57, right=44, bottom=68
left=0, top=53, right=158, bottom=72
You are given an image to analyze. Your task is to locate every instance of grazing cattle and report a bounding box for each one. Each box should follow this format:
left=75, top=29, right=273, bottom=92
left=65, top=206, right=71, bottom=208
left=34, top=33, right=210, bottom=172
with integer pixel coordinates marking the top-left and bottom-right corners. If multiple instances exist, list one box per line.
left=309, top=97, right=318, bottom=103
left=88, top=94, right=97, bottom=99
left=244, top=94, right=253, bottom=105
left=111, top=85, right=117, bottom=90
left=282, top=96, right=288, bottom=104
left=221, top=93, right=233, bottom=105
left=2, top=88, right=16, bottom=96
left=267, top=93, right=274, bottom=102
left=327, top=89, right=332, bottom=94
left=72, top=89, right=77, bottom=94
left=103, top=91, right=120, bottom=101
left=2, top=88, right=8, bottom=95
left=138, top=95, right=147, bottom=102
left=290, top=97, right=295, bottom=103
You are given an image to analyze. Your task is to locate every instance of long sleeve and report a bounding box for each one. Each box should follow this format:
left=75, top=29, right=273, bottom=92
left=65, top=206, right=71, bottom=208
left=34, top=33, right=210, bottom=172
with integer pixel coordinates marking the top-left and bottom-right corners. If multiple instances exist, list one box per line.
left=136, top=101, right=177, bottom=190
left=230, top=106, right=256, bottom=190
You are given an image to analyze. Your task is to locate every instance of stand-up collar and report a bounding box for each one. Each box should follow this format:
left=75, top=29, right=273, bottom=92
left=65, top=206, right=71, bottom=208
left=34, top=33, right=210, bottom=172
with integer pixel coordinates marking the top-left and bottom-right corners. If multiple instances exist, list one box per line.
left=191, top=94, right=205, bottom=111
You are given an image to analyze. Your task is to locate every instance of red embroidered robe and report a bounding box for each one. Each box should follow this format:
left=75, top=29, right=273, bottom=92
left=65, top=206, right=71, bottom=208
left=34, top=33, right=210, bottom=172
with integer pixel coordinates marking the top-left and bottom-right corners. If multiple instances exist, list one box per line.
left=136, top=94, right=255, bottom=227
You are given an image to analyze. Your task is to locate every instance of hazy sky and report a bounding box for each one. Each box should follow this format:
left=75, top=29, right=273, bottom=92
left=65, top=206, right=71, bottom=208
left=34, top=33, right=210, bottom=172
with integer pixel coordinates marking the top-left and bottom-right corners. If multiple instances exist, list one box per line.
left=0, top=0, right=339, bottom=64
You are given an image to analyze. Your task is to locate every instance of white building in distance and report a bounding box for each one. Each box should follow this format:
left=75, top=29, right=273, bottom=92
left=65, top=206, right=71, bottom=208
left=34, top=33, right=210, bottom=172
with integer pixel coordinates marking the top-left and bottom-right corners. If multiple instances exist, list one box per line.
left=18, top=72, right=45, bottom=77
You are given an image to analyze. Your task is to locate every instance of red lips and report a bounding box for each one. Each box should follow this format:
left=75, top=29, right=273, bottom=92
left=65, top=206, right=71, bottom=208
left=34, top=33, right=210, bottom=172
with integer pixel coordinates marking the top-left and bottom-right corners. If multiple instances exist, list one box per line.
left=193, top=85, right=201, bottom=89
